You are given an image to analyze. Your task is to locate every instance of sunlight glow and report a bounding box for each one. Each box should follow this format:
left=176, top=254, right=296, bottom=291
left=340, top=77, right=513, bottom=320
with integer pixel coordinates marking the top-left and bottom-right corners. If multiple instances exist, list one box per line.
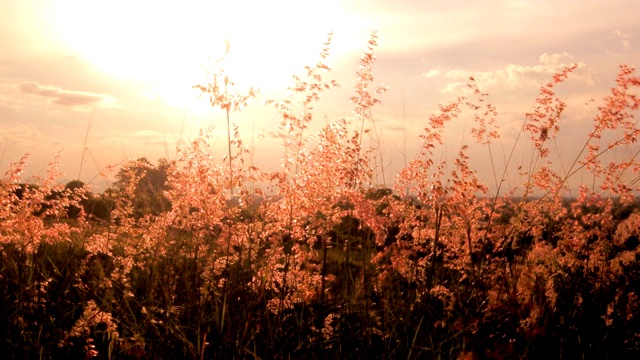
left=50, top=0, right=362, bottom=108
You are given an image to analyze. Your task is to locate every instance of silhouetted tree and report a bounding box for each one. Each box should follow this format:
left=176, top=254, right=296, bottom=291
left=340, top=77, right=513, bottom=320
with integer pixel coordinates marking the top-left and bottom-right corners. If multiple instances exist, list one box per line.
left=112, top=158, right=173, bottom=218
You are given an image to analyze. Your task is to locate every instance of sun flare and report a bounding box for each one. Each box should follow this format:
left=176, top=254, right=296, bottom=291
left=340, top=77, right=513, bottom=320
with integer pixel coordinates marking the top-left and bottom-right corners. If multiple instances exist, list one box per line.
left=50, top=0, right=361, bottom=108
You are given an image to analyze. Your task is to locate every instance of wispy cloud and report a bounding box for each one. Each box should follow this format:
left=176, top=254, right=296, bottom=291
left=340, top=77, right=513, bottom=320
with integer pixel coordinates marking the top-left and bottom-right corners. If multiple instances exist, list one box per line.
left=0, top=84, right=26, bottom=111
left=16, top=81, right=111, bottom=108
left=0, top=122, right=43, bottom=146
left=609, top=30, right=631, bottom=50
left=421, top=69, right=440, bottom=78
left=440, top=52, right=595, bottom=94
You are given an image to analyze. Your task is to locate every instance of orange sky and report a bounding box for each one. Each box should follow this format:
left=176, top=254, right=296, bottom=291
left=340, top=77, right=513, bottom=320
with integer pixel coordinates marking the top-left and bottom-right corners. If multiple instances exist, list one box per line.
left=1, top=0, right=638, bottom=192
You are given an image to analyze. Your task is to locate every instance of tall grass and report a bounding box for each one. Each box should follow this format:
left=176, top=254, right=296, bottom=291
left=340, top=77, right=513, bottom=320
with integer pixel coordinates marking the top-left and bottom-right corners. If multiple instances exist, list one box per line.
left=1, top=32, right=640, bottom=359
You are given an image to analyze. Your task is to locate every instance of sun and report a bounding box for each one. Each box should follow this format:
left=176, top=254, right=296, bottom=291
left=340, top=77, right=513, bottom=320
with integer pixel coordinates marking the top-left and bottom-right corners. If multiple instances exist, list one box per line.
left=49, top=0, right=362, bottom=108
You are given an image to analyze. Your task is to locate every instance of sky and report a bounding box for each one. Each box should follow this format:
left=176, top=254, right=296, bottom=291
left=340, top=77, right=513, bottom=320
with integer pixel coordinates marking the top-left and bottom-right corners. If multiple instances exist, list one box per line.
left=1, top=0, right=639, bottom=193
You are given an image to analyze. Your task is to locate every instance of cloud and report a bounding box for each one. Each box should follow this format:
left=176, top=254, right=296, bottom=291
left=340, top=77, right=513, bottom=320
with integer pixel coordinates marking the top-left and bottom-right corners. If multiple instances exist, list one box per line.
left=0, top=122, right=43, bottom=146
left=16, top=81, right=111, bottom=108
left=422, top=69, right=440, bottom=78
left=0, top=83, right=26, bottom=111
left=439, top=52, right=595, bottom=94
left=94, top=130, right=174, bottom=149
left=440, top=81, right=467, bottom=95
left=609, top=30, right=631, bottom=50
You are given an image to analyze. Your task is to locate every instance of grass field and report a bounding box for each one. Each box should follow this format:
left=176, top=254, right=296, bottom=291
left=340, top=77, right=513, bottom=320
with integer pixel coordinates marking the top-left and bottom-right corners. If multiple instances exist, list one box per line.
left=1, top=33, right=640, bottom=359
